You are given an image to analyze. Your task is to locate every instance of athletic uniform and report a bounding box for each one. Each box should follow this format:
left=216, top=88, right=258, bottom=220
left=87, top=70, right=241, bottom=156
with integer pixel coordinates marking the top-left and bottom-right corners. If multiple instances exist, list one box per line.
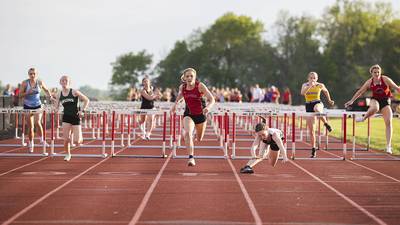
left=182, top=81, right=206, bottom=124
left=60, top=89, right=80, bottom=125
left=282, top=90, right=291, bottom=104
left=140, top=89, right=155, bottom=109
left=304, top=84, right=322, bottom=112
left=251, top=128, right=284, bottom=153
left=23, top=79, right=42, bottom=109
left=370, top=77, right=392, bottom=109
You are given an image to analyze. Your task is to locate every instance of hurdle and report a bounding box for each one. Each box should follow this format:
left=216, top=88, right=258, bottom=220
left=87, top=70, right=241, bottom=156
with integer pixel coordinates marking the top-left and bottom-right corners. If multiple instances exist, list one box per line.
left=350, top=113, right=400, bottom=161
left=112, top=110, right=168, bottom=158
left=0, top=108, right=49, bottom=157
left=172, top=111, right=228, bottom=159
left=50, top=111, right=108, bottom=158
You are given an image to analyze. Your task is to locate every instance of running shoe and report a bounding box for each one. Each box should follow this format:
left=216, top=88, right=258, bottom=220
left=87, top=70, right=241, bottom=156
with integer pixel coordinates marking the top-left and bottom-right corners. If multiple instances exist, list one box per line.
left=28, top=141, right=34, bottom=153
left=355, top=117, right=364, bottom=122
left=64, top=154, right=72, bottom=161
left=240, top=165, right=254, bottom=174
left=188, top=157, right=196, bottom=166
left=145, top=133, right=151, bottom=140
left=310, top=148, right=317, bottom=158
left=386, top=146, right=393, bottom=154
left=324, top=123, right=333, bottom=132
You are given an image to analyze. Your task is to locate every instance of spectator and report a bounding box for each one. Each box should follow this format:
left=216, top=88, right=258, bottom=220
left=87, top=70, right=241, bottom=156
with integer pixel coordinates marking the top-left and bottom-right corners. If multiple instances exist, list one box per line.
left=13, top=83, right=21, bottom=106
left=270, top=85, right=280, bottom=104
left=252, top=84, right=263, bottom=102
left=230, top=88, right=242, bottom=103
left=2, top=84, right=13, bottom=96
left=127, top=87, right=139, bottom=101
left=282, top=87, right=292, bottom=105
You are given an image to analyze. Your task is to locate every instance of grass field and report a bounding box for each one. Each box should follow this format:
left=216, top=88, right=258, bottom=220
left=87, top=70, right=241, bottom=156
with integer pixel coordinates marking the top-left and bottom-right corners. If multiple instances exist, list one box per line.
left=325, top=117, right=400, bottom=155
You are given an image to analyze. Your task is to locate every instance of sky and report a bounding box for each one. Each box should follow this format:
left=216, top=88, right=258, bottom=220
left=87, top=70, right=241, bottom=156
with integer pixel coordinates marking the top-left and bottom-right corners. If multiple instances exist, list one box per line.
left=0, top=0, right=399, bottom=90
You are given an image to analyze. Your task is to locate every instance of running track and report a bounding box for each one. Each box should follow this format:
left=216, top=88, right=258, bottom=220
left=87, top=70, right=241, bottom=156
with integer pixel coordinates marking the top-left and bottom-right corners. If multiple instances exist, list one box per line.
left=0, top=121, right=399, bottom=225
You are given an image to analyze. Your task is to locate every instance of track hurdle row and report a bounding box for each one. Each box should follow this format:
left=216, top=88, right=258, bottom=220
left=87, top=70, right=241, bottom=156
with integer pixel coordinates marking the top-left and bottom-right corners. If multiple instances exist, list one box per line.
left=0, top=106, right=398, bottom=161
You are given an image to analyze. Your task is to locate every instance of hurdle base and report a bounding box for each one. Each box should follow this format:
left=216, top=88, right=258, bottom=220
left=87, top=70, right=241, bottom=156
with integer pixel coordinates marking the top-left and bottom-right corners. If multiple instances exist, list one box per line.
left=0, top=152, right=49, bottom=157
left=113, top=154, right=168, bottom=158
left=173, top=155, right=227, bottom=159
left=51, top=153, right=108, bottom=158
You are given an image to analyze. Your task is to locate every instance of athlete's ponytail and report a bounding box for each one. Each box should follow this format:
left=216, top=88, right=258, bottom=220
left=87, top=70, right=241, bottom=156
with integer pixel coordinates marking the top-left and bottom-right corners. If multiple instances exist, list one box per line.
left=254, top=115, right=267, bottom=132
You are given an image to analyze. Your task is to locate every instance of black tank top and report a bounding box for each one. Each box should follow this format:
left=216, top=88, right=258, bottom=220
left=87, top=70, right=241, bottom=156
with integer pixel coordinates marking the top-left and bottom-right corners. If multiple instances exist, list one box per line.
left=140, top=89, right=154, bottom=109
left=59, top=89, right=79, bottom=116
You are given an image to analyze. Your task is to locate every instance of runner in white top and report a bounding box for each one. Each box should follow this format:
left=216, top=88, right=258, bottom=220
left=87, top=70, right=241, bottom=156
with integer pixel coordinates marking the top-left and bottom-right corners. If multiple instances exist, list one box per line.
left=240, top=117, right=289, bottom=174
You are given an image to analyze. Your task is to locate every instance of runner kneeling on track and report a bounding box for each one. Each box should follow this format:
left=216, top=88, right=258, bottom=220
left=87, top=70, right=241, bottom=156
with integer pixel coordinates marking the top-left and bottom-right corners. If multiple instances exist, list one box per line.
left=240, top=116, right=289, bottom=174
left=54, top=76, right=90, bottom=161
left=171, top=68, right=215, bottom=166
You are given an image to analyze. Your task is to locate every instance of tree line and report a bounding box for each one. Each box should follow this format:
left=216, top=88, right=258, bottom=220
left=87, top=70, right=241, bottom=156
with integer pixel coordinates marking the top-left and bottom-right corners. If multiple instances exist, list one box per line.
left=110, top=0, right=400, bottom=105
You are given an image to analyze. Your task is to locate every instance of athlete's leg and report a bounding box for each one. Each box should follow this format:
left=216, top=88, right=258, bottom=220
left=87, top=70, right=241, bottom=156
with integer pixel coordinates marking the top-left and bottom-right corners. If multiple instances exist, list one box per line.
left=269, top=133, right=287, bottom=166
left=361, top=99, right=379, bottom=121
left=314, top=103, right=327, bottom=124
left=146, top=114, right=155, bottom=137
left=381, top=105, right=393, bottom=152
left=183, top=116, right=196, bottom=156
left=62, top=122, right=73, bottom=161
left=306, top=116, right=316, bottom=148
left=139, top=114, right=147, bottom=137
left=34, top=112, right=44, bottom=142
left=194, top=120, right=207, bottom=141
left=72, top=125, right=83, bottom=145
left=27, top=113, right=35, bottom=142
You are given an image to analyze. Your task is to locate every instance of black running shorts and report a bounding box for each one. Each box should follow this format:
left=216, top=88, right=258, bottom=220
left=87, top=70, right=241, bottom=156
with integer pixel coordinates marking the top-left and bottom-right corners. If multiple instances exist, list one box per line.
left=372, top=97, right=390, bottom=110
left=305, top=100, right=322, bottom=112
left=62, top=114, right=81, bottom=125
left=183, top=112, right=206, bottom=124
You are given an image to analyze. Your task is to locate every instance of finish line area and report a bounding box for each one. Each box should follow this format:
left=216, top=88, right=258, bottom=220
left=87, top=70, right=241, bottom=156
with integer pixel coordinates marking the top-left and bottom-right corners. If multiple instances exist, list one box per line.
left=0, top=102, right=399, bottom=225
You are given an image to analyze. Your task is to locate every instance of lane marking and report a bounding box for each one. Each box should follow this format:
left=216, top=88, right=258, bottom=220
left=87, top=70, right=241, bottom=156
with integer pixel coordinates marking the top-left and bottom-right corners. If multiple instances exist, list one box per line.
left=0, top=139, right=97, bottom=177
left=128, top=153, right=172, bottom=225
left=289, top=160, right=387, bottom=225
left=227, top=158, right=262, bottom=225
left=323, top=150, right=400, bottom=183
left=2, top=138, right=140, bottom=225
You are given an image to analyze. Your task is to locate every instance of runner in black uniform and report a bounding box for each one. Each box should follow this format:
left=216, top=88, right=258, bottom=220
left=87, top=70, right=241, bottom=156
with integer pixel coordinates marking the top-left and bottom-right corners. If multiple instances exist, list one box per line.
left=139, top=77, right=161, bottom=140
left=55, top=76, right=90, bottom=161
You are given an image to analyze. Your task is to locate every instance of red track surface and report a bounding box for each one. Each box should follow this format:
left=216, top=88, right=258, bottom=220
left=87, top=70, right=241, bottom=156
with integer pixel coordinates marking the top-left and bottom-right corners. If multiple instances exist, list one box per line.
left=0, top=122, right=399, bottom=225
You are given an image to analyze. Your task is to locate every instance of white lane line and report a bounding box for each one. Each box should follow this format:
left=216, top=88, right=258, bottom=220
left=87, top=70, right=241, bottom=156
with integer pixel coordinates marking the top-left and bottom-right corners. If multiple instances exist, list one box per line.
left=227, top=158, right=262, bottom=225
left=0, top=139, right=97, bottom=177
left=128, top=153, right=172, bottom=225
left=289, top=160, right=387, bottom=225
left=2, top=138, right=140, bottom=225
left=323, top=150, right=400, bottom=183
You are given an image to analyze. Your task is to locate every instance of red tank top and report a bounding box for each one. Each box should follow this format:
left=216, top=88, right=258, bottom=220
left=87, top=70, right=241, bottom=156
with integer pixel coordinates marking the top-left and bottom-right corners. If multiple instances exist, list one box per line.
left=370, top=77, right=391, bottom=99
left=183, top=81, right=204, bottom=115
left=283, top=91, right=291, bottom=102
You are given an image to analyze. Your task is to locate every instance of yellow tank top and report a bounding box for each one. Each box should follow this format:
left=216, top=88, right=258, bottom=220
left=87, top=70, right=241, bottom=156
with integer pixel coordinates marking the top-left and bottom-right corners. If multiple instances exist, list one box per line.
left=304, top=85, right=322, bottom=103
left=393, top=92, right=400, bottom=101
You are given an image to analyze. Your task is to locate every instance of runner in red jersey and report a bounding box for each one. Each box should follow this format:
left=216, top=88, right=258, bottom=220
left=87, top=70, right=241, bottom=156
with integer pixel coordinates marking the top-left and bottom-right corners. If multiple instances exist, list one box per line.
left=345, top=64, right=400, bottom=154
left=171, top=68, right=215, bottom=166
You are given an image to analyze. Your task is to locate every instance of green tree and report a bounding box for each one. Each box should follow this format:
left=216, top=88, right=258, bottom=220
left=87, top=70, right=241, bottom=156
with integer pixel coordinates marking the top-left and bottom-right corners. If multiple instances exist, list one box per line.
left=273, top=12, right=322, bottom=104
left=79, top=85, right=110, bottom=101
left=196, top=12, right=271, bottom=88
left=155, top=41, right=191, bottom=88
left=156, top=12, right=275, bottom=93
left=320, top=0, right=395, bottom=104
left=371, top=19, right=400, bottom=81
left=110, top=50, right=153, bottom=87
